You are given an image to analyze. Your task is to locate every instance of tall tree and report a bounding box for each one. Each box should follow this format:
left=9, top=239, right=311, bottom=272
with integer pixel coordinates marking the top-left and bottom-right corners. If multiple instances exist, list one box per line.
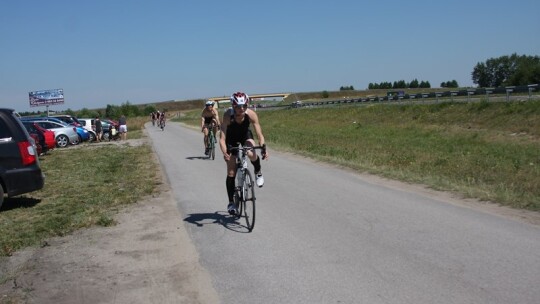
left=419, top=81, right=431, bottom=88
left=506, top=55, right=540, bottom=85
left=472, top=53, right=540, bottom=87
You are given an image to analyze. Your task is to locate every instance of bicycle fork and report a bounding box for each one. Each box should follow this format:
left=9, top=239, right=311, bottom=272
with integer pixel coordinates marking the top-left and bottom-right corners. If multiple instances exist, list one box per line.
left=235, top=168, right=245, bottom=201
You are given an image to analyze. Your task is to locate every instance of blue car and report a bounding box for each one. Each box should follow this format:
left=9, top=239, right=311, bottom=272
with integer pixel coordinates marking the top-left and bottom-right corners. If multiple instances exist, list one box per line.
left=76, top=126, right=90, bottom=142
left=19, top=116, right=90, bottom=144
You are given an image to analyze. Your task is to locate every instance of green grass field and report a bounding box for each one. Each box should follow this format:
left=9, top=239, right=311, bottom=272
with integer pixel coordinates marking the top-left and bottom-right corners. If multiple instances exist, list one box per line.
left=179, top=99, right=540, bottom=210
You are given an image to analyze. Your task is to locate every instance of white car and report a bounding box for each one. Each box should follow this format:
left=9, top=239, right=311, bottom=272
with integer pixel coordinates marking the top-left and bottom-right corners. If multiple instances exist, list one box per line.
left=76, top=118, right=99, bottom=141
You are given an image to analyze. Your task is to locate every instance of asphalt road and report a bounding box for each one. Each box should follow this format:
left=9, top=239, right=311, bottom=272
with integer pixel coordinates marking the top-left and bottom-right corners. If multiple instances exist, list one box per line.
left=148, top=121, right=540, bottom=304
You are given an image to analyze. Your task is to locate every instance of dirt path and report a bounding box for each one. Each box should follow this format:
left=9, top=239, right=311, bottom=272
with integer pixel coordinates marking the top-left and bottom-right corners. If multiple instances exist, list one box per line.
left=0, top=139, right=219, bottom=304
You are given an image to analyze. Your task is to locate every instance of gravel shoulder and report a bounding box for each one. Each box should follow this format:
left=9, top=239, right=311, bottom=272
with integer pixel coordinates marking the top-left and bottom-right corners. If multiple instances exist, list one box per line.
left=0, top=137, right=219, bottom=304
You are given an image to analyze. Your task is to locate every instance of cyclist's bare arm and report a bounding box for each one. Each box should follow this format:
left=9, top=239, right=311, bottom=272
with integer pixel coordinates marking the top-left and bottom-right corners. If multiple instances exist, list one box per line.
left=213, top=108, right=221, bottom=126
left=247, top=110, right=268, bottom=160
left=220, top=111, right=231, bottom=161
left=200, top=113, right=206, bottom=131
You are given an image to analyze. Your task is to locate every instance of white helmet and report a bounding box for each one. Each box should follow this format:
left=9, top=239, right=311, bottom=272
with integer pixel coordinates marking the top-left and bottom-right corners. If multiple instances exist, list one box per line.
left=205, top=100, right=214, bottom=107
left=230, top=92, right=250, bottom=106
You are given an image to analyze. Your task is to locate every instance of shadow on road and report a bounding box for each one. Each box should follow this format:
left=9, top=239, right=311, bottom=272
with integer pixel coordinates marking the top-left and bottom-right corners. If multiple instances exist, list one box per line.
left=186, top=156, right=210, bottom=160
left=183, top=211, right=250, bottom=233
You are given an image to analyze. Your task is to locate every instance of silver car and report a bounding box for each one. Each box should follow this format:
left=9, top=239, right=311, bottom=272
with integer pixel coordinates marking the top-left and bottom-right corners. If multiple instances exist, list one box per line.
left=31, top=120, right=79, bottom=148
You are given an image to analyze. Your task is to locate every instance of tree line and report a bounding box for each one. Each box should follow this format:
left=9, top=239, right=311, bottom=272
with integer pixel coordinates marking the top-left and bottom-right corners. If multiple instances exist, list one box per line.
left=368, top=79, right=433, bottom=90
left=472, top=53, right=540, bottom=87
left=344, top=53, right=539, bottom=91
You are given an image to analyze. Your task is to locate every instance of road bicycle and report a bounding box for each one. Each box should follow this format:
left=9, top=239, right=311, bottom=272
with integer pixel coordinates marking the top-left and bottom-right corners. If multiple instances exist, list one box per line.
left=229, top=143, right=264, bottom=232
left=206, top=125, right=216, bottom=160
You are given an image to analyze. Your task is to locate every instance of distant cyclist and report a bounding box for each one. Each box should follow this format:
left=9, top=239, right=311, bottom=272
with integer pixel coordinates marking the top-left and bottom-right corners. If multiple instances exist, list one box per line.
left=201, top=100, right=220, bottom=155
left=151, top=112, right=156, bottom=126
left=219, top=92, right=268, bottom=215
left=159, top=111, right=166, bottom=129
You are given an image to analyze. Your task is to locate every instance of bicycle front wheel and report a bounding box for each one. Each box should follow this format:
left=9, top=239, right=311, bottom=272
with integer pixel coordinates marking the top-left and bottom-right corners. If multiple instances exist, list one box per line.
left=209, top=133, right=215, bottom=160
left=242, top=170, right=256, bottom=231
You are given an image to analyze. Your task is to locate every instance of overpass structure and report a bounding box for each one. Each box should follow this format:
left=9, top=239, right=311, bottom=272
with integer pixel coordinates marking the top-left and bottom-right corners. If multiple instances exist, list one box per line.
left=208, top=93, right=291, bottom=105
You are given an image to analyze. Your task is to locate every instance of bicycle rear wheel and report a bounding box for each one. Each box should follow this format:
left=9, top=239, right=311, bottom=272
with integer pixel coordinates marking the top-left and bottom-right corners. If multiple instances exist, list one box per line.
left=242, top=170, right=256, bottom=231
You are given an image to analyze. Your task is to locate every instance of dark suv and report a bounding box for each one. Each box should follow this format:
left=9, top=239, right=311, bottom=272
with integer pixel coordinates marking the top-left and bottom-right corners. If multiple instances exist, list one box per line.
left=0, top=108, right=45, bottom=209
left=50, top=114, right=82, bottom=127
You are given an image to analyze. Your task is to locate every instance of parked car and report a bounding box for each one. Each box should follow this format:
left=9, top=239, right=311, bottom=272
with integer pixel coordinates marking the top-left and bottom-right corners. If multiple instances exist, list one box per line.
left=21, top=121, right=46, bottom=154
left=0, top=108, right=45, bottom=209
left=30, top=120, right=80, bottom=148
left=76, top=118, right=100, bottom=142
left=49, top=114, right=82, bottom=127
left=34, top=123, right=56, bottom=151
left=21, top=120, right=56, bottom=154
left=20, top=116, right=90, bottom=143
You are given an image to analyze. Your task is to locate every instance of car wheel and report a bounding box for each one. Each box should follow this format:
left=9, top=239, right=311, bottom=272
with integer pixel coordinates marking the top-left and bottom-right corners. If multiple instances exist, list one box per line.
left=56, top=134, right=69, bottom=148
left=88, top=132, right=96, bottom=142
left=103, top=132, right=109, bottom=141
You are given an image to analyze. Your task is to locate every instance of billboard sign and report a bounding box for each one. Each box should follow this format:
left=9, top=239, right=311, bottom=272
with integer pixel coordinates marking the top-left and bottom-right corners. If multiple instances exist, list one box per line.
left=29, top=88, right=64, bottom=107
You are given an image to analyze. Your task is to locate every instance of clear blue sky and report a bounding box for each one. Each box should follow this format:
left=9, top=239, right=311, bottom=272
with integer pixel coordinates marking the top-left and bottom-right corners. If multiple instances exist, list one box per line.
left=1, top=0, right=539, bottom=113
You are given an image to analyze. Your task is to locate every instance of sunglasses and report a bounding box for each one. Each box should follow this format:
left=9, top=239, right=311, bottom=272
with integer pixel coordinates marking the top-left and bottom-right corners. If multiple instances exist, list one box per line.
left=234, top=104, right=248, bottom=109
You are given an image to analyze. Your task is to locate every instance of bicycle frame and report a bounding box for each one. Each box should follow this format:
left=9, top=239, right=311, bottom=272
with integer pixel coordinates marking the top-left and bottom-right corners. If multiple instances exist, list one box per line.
left=206, top=123, right=216, bottom=160
left=235, top=146, right=249, bottom=195
left=230, top=143, right=263, bottom=231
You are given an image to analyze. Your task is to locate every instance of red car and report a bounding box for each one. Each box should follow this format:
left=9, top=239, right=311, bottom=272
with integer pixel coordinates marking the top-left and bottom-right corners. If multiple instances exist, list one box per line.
left=20, top=121, right=56, bottom=154
left=35, top=123, right=56, bottom=151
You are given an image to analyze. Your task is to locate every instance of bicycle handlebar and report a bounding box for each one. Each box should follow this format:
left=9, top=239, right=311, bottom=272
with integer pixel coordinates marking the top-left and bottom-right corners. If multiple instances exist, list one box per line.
left=229, top=145, right=265, bottom=152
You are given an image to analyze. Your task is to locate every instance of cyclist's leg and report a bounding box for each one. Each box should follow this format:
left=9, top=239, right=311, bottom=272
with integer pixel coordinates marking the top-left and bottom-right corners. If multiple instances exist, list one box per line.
left=245, top=139, right=257, bottom=161
left=245, top=138, right=263, bottom=187
left=202, top=126, right=209, bottom=148
left=226, top=154, right=237, bottom=214
left=212, top=119, right=219, bottom=140
left=244, top=139, right=261, bottom=169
